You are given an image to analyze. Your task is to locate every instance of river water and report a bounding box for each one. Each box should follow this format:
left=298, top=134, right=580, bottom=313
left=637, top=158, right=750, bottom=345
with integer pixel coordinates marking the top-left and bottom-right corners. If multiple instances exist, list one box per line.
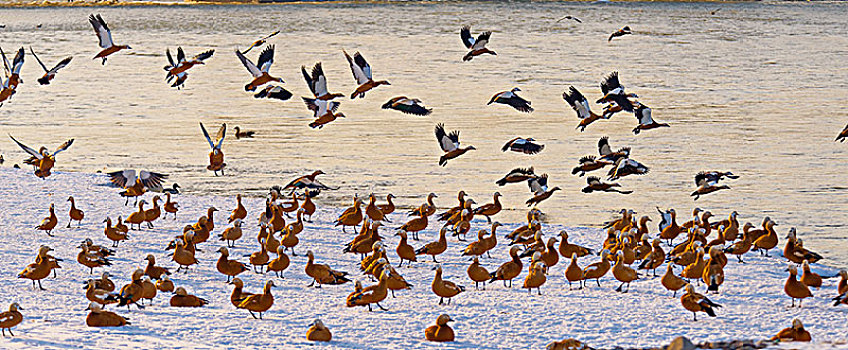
left=1, top=1, right=847, bottom=265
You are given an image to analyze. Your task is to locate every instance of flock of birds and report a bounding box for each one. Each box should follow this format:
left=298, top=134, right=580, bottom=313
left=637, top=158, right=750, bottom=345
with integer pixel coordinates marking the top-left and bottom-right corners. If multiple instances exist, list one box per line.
left=0, top=10, right=846, bottom=348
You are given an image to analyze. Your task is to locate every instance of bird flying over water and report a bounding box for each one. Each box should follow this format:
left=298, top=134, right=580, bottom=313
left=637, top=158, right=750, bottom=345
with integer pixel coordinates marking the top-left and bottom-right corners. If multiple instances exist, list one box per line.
left=631, top=102, right=669, bottom=135
left=302, top=62, right=344, bottom=101
left=582, top=176, right=632, bottom=194
left=597, top=72, right=637, bottom=118
left=526, top=174, right=561, bottom=207
left=563, top=86, right=605, bottom=131
left=89, top=14, right=130, bottom=65
left=344, top=50, right=390, bottom=99
left=556, top=15, right=582, bottom=23
left=460, top=26, right=496, bottom=62
left=691, top=171, right=736, bottom=200
left=241, top=30, right=280, bottom=55
left=607, top=158, right=649, bottom=181
left=382, top=96, right=431, bottom=116
left=435, top=123, right=475, bottom=166
left=502, top=137, right=544, bottom=155
left=164, top=47, right=214, bottom=89
left=303, top=97, right=345, bottom=129
left=496, top=167, right=537, bottom=186
left=608, top=26, right=632, bottom=42
left=835, top=124, right=848, bottom=142
left=235, top=45, right=283, bottom=92
left=488, top=88, right=533, bottom=113
left=0, top=47, right=24, bottom=105
left=29, top=47, right=71, bottom=85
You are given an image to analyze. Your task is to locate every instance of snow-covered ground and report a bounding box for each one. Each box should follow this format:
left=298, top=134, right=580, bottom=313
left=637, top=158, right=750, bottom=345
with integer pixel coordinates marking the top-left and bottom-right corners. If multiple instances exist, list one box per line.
left=0, top=167, right=845, bottom=349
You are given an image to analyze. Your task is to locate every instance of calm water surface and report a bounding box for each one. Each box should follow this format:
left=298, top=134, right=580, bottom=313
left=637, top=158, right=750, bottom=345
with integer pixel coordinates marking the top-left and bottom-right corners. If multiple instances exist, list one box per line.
left=1, top=2, right=847, bottom=265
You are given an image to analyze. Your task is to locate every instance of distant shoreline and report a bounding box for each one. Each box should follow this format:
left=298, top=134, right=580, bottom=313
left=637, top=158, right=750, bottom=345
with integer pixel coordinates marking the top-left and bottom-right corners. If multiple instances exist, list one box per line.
left=0, top=0, right=768, bottom=9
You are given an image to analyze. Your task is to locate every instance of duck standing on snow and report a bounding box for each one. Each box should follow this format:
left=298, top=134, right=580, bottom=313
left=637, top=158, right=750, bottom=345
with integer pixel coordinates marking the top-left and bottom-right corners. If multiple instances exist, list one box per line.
left=302, top=62, right=344, bottom=101
left=36, top=204, right=58, bottom=236
left=344, top=50, right=390, bottom=99
left=435, top=123, right=475, bottom=166
left=200, top=122, right=226, bottom=176
left=680, top=284, right=721, bottom=321
left=432, top=265, right=464, bottom=305
left=0, top=303, right=23, bottom=336
left=241, top=30, right=280, bottom=54
left=631, top=101, right=669, bottom=134
left=608, top=26, right=632, bottom=42
left=460, top=26, right=496, bottom=61
left=235, top=45, right=283, bottom=92
left=10, top=135, right=73, bottom=179
left=89, top=14, right=131, bottom=65
left=425, top=314, right=455, bottom=342
left=785, top=265, right=813, bottom=307
left=502, top=137, right=544, bottom=155
left=237, top=280, right=275, bottom=319
left=382, top=96, right=432, bottom=116
left=29, top=47, right=72, bottom=85
left=525, top=174, right=561, bottom=207
left=488, top=88, right=533, bottom=113
left=563, top=86, right=605, bottom=131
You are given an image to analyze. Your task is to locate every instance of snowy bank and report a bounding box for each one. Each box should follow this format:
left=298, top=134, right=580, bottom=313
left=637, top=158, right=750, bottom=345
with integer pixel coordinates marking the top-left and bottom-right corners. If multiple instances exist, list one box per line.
left=0, top=167, right=845, bottom=349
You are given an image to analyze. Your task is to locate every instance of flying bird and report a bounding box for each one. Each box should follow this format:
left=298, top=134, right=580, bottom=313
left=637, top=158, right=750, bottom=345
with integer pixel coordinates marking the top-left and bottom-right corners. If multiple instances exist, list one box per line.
left=597, top=136, right=630, bottom=164
left=563, top=86, right=605, bottom=131
left=435, top=123, right=475, bottom=166
left=526, top=174, right=561, bottom=207
left=582, top=176, right=633, bottom=194
left=344, top=50, right=390, bottom=99
left=381, top=96, right=432, bottom=116
left=501, top=137, right=544, bottom=155
left=302, top=62, right=344, bottom=100
left=235, top=45, right=283, bottom=92
left=89, top=14, right=131, bottom=65
left=488, top=88, right=533, bottom=113
left=303, top=97, right=345, bottom=129
left=608, top=26, right=632, bottom=42
left=107, top=170, right=168, bottom=205
left=836, top=124, right=848, bottom=142
left=0, top=47, right=24, bottom=105
left=9, top=135, right=73, bottom=178
left=460, top=26, right=496, bottom=62
left=556, top=15, right=582, bottom=23
left=163, top=47, right=214, bottom=89
left=691, top=171, right=737, bottom=200
left=631, top=102, right=669, bottom=135
left=241, top=30, right=280, bottom=54
left=496, top=167, right=537, bottom=186
left=29, top=47, right=72, bottom=85
left=254, top=85, right=292, bottom=101
left=597, top=72, right=637, bottom=117
left=607, top=158, right=649, bottom=181
left=200, top=122, right=227, bottom=176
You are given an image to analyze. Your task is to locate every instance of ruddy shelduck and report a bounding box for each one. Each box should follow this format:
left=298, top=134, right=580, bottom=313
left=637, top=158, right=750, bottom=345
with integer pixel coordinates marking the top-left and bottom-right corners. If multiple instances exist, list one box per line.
left=170, top=287, right=209, bottom=307
left=771, top=319, right=811, bottom=342
left=432, top=265, right=464, bottom=305
left=680, top=284, right=721, bottom=321
left=89, top=14, right=130, bottom=65
left=0, top=303, right=23, bottom=336
left=344, top=50, right=390, bottom=99
left=307, top=319, right=332, bottom=342
left=237, top=280, right=275, bottom=318
left=200, top=122, right=227, bottom=176
left=10, top=135, right=73, bottom=179
left=425, top=314, right=455, bottom=342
